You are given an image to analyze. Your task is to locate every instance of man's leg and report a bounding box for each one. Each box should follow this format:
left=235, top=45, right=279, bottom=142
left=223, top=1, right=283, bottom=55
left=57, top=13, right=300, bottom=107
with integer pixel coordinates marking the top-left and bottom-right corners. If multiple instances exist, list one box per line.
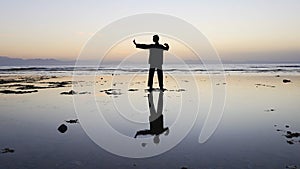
left=157, top=68, right=164, bottom=90
left=148, top=68, right=155, bottom=89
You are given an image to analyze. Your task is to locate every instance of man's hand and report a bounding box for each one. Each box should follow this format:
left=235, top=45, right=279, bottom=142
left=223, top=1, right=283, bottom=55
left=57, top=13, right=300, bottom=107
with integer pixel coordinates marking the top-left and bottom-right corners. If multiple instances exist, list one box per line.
left=133, top=39, right=137, bottom=45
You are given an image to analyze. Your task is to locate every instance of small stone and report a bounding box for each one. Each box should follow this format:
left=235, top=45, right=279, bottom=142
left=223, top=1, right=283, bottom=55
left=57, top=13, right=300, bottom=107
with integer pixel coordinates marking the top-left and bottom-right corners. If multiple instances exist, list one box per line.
left=58, top=124, right=68, bottom=133
left=60, top=90, right=77, bottom=95
left=1, top=148, right=15, bottom=153
left=65, top=119, right=79, bottom=124
left=128, top=89, right=139, bottom=92
left=286, top=165, right=297, bottom=169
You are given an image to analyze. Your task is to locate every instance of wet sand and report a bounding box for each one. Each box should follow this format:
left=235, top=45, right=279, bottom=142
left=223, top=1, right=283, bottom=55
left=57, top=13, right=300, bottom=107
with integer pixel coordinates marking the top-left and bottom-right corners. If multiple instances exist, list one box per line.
left=0, top=74, right=300, bottom=168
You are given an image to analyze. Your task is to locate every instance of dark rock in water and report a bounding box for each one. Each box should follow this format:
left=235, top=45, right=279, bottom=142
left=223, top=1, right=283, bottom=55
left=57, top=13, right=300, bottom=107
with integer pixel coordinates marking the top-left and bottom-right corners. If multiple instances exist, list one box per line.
left=286, top=165, right=297, bottom=169
left=176, top=89, right=186, bottom=92
left=255, top=83, right=276, bottom=88
left=45, top=81, right=72, bottom=88
left=58, top=124, right=68, bottom=133
left=285, top=132, right=300, bottom=139
left=283, top=79, right=291, bottom=83
left=78, top=91, right=91, bottom=95
left=16, top=85, right=48, bottom=90
left=141, top=143, right=147, bottom=147
left=60, top=90, right=77, bottom=95
left=181, top=167, right=188, bottom=169
left=0, top=89, right=38, bottom=94
left=65, top=119, right=79, bottom=124
left=1, top=148, right=15, bottom=153
left=275, top=75, right=280, bottom=77
left=287, top=140, right=294, bottom=144
left=128, top=89, right=139, bottom=92
left=265, top=108, right=275, bottom=112
left=100, top=89, right=122, bottom=95
left=285, top=125, right=290, bottom=128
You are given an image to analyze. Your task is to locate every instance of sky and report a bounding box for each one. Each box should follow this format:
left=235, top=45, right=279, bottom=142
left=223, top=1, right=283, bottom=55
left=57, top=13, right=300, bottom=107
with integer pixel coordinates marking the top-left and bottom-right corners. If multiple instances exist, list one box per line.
left=0, top=0, right=299, bottom=63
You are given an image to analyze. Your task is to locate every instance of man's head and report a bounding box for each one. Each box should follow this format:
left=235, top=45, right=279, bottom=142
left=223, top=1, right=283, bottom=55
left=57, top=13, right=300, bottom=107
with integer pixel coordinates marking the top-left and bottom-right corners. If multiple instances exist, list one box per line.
left=153, top=35, right=159, bottom=43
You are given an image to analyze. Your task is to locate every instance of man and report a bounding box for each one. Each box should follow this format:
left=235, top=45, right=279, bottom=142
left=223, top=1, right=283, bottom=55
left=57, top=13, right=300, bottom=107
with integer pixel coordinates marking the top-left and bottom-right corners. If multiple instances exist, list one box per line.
left=133, top=35, right=169, bottom=91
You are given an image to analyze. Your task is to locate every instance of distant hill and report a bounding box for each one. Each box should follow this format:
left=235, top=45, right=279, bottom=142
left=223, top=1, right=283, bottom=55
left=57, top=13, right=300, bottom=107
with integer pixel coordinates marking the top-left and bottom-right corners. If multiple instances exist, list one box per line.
left=0, top=56, right=80, bottom=66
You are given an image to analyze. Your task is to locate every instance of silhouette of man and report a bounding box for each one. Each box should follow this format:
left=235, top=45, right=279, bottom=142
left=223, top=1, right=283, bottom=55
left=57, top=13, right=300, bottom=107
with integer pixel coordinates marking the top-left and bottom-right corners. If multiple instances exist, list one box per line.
left=134, top=92, right=169, bottom=144
left=133, top=35, right=169, bottom=91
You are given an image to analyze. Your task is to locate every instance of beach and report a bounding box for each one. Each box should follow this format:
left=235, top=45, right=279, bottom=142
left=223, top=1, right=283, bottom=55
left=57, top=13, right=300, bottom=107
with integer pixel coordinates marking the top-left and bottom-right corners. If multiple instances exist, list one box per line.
left=0, top=71, right=299, bottom=169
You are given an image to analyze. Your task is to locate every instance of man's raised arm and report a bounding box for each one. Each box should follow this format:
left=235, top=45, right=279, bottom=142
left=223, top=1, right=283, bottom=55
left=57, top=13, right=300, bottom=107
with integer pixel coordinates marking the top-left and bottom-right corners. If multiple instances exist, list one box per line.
left=133, top=39, right=151, bottom=49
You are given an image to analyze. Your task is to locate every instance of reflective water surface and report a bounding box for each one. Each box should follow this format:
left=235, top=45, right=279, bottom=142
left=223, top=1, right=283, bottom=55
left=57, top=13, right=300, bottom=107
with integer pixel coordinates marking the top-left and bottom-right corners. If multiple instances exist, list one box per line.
left=0, top=74, right=299, bottom=169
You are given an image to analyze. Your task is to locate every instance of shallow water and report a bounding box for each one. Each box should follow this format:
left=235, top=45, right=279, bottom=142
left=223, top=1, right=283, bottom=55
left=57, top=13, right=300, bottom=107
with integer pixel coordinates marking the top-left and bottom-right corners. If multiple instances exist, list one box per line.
left=0, top=74, right=299, bottom=169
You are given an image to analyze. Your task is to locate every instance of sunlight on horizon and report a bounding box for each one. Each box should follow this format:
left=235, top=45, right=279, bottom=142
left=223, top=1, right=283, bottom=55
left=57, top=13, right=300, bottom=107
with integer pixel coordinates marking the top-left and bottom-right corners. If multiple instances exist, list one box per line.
left=0, top=0, right=299, bottom=63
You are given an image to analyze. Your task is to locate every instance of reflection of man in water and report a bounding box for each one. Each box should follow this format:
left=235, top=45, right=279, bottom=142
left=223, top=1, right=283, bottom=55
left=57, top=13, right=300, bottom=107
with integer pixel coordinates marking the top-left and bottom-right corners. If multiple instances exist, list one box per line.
left=134, top=92, right=169, bottom=144
left=133, top=35, right=169, bottom=91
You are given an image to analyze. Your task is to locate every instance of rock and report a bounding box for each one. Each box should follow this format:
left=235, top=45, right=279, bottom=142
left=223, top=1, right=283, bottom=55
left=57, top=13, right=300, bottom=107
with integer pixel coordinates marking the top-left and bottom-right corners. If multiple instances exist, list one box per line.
left=100, top=89, right=122, bottom=95
left=176, top=89, right=186, bottom=92
left=283, top=79, right=291, bottom=83
left=16, top=85, right=48, bottom=90
left=1, top=148, right=15, bottom=153
left=78, top=91, right=91, bottom=94
left=60, top=90, right=77, bottom=95
left=58, top=124, right=68, bottom=133
left=47, top=81, right=72, bottom=88
left=265, top=108, right=275, bottom=112
left=128, top=89, right=139, bottom=92
left=65, top=119, right=79, bottom=124
left=0, top=89, right=38, bottom=94
left=286, top=165, right=297, bottom=169
left=285, top=131, right=300, bottom=139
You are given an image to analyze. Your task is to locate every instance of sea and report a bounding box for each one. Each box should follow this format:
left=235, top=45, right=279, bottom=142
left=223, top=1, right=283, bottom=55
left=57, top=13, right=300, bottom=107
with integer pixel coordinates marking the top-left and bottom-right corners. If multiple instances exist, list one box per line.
left=0, top=63, right=300, bottom=76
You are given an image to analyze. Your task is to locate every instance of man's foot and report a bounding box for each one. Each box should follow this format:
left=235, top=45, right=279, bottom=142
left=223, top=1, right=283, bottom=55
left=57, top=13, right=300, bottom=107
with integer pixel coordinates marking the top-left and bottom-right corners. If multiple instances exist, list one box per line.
left=147, top=87, right=153, bottom=92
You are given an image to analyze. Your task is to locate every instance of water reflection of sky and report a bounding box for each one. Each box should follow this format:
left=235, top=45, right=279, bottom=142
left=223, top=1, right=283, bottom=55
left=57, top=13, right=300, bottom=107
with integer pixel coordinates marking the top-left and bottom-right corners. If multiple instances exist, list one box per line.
left=0, top=75, right=299, bottom=168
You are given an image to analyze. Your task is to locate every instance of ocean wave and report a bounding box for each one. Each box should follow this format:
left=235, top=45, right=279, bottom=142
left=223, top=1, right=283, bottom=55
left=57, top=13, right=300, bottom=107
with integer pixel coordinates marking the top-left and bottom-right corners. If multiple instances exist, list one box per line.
left=1, top=64, right=300, bottom=75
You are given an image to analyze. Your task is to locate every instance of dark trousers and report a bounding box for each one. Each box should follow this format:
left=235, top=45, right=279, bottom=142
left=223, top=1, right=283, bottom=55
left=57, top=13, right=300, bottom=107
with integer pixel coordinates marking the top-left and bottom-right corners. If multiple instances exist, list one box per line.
left=148, top=68, right=163, bottom=89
